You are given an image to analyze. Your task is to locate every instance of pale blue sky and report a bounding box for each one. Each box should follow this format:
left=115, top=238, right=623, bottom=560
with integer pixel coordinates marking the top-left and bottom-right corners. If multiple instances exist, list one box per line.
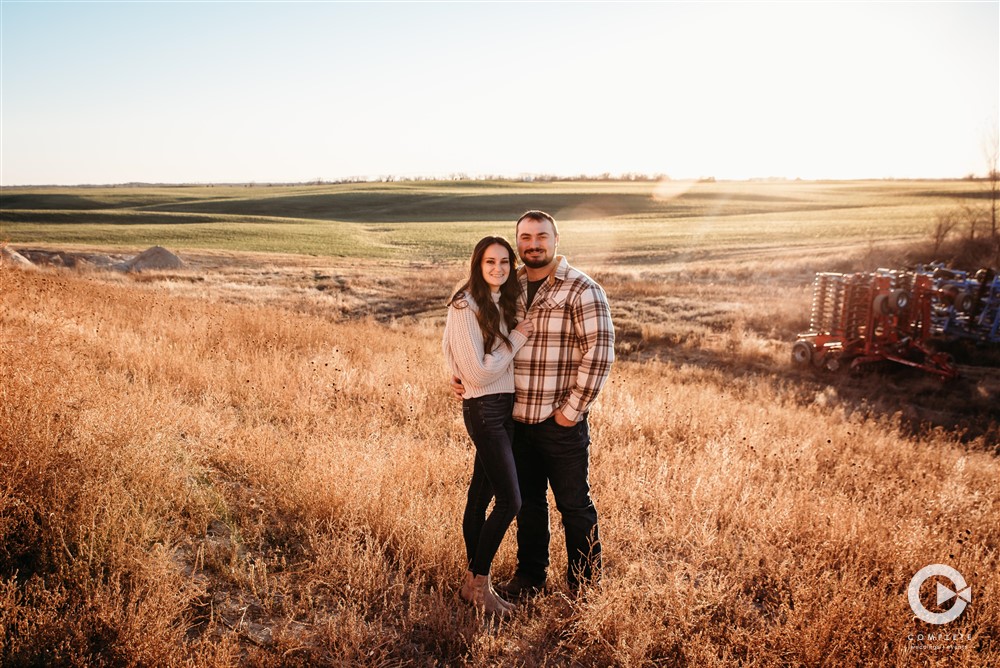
left=1, top=1, right=997, bottom=185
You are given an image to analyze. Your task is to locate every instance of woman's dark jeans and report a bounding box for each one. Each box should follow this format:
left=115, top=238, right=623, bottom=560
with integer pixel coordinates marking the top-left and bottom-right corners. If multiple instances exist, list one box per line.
left=462, top=393, right=521, bottom=577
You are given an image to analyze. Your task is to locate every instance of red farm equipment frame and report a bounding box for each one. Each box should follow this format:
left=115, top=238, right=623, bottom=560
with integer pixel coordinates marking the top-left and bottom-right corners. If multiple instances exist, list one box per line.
left=792, top=269, right=959, bottom=379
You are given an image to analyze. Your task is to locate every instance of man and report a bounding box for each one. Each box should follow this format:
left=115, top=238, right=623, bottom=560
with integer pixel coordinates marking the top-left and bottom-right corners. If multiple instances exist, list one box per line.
left=453, top=210, right=615, bottom=597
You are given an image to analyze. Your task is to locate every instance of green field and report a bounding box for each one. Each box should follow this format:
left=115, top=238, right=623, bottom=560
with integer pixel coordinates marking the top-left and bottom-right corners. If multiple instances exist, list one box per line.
left=0, top=179, right=985, bottom=262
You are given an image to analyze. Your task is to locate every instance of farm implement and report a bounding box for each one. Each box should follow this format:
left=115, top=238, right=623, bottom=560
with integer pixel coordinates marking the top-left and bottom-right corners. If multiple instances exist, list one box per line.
left=923, top=265, right=1000, bottom=345
left=792, top=265, right=1000, bottom=379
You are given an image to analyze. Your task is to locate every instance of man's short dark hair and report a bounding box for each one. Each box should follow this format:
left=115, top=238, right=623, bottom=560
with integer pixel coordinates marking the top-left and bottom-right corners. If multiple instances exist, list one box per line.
left=516, top=210, right=558, bottom=236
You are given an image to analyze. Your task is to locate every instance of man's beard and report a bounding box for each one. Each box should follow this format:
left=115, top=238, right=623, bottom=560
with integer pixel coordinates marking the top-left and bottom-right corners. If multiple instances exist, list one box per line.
left=520, top=249, right=551, bottom=268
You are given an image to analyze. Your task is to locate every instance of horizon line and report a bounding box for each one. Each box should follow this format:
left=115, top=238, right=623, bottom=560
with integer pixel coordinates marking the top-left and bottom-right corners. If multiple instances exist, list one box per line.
left=1, top=174, right=993, bottom=189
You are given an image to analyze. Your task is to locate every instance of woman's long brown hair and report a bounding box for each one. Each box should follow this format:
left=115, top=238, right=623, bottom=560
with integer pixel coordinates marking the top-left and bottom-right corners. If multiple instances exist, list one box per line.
left=448, top=236, right=520, bottom=354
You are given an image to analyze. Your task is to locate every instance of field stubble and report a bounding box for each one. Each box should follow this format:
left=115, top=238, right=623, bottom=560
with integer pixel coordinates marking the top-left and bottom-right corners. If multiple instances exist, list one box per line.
left=2, top=232, right=998, bottom=667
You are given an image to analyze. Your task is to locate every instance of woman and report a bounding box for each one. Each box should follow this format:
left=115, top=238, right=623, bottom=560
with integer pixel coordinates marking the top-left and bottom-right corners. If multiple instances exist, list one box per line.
left=442, top=236, right=533, bottom=617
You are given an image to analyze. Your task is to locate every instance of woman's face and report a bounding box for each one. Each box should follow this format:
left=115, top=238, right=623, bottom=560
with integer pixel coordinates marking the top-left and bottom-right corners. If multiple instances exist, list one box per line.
left=481, top=243, right=512, bottom=292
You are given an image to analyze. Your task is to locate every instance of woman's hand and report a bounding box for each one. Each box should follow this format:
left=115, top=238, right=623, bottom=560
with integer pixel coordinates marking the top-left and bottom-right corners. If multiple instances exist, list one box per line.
left=514, top=318, right=534, bottom=337
left=450, top=375, right=465, bottom=400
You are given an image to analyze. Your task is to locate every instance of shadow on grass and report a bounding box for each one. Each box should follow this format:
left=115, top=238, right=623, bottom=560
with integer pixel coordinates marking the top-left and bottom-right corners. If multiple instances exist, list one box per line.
left=621, top=334, right=1000, bottom=448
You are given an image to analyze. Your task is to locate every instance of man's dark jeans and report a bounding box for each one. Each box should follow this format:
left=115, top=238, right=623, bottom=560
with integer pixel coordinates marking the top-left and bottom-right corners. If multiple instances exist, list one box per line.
left=462, top=393, right=521, bottom=577
left=512, top=414, right=601, bottom=589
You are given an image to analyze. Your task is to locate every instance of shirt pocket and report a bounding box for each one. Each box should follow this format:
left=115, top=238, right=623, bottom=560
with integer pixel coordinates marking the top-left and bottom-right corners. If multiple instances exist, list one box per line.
left=534, top=291, right=567, bottom=311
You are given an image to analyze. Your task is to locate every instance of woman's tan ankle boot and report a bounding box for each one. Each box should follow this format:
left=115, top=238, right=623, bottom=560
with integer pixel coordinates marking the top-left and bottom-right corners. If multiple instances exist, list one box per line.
left=460, top=570, right=484, bottom=607
left=483, top=574, right=514, bottom=614
left=460, top=570, right=514, bottom=617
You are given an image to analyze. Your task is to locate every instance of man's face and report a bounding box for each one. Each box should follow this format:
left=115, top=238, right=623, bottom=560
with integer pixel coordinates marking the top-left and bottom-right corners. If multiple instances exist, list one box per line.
left=516, top=217, right=558, bottom=269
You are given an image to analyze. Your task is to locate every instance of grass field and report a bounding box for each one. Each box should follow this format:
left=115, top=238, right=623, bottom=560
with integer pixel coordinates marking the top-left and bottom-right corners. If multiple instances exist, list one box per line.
left=1, top=179, right=987, bottom=261
left=2, top=179, right=998, bottom=666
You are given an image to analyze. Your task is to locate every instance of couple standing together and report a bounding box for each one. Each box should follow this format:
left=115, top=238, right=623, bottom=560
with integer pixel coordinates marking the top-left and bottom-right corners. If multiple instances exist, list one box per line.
left=442, top=210, right=615, bottom=616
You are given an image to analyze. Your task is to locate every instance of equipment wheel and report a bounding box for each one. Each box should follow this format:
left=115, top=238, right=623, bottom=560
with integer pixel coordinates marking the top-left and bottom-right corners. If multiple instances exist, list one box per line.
left=791, top=341, right=813, bottom=366
left=954, top=290, right=974, bottom=313
left=873, top=294, right=889, bottom=316
left=888, top=289, right=910, bottom=313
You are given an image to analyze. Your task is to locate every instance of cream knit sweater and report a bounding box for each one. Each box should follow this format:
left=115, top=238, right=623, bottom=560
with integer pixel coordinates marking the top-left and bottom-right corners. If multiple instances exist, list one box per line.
left=442, top=291, right=527, bottom=399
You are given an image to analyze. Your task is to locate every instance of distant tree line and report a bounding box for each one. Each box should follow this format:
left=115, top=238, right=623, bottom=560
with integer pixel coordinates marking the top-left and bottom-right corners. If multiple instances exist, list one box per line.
left=300, top=172, right=724, bottom=185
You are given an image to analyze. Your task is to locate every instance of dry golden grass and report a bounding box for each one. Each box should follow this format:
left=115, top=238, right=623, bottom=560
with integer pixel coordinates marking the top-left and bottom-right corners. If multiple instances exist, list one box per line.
left=2, top=256, right=998, bottom=666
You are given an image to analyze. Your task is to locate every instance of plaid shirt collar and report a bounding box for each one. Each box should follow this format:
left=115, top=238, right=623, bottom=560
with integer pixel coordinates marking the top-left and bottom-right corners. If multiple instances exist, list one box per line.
left=517, top=255, right=568, bottom=288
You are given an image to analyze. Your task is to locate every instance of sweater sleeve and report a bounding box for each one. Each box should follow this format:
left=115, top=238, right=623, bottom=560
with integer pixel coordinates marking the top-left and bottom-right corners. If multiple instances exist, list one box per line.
left=445, top=304, right=527, bottom=388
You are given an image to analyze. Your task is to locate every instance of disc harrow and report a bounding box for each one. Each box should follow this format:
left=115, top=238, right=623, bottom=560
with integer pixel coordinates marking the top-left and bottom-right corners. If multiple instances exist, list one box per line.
left=790, top=264, right=999, bottom=379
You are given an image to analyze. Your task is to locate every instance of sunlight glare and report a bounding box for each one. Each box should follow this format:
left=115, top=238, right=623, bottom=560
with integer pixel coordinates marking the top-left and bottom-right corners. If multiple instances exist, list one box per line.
left=653, top=178, right=698, bottom=202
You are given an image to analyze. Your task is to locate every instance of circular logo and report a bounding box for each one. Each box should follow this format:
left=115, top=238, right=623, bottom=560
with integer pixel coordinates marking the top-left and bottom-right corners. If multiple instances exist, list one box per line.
left=908, top=564, right=971, bottom=625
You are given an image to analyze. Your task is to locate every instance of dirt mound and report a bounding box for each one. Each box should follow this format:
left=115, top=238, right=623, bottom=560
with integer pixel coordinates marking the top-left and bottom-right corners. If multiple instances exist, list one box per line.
left=0, top=246, right=36, bottom=269
left=124, top=246, right=184, bottom=272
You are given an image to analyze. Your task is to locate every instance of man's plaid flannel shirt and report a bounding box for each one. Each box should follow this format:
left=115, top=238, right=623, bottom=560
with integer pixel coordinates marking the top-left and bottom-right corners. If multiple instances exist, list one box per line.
left=513, top=256, right=615, bottom=425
